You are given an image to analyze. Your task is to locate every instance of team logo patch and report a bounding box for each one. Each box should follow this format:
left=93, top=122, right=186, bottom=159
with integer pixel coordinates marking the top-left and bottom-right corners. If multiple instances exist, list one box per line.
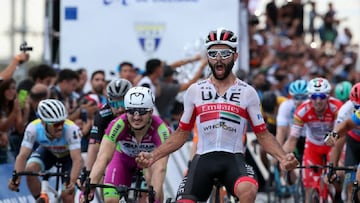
left=134, top=23, right=165, bottom=55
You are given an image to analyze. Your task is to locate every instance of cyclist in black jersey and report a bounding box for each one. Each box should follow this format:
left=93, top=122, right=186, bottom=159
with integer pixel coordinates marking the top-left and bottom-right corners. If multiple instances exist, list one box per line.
left=84, top=79, right=132, bottom=172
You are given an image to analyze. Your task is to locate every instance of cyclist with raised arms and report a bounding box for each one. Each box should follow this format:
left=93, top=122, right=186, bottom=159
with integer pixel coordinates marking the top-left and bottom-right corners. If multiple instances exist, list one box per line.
left=283, top=77, right=343, bottom=203
left=8, top=99, right=82, bottom=203
left=136, top=28, right=299, bottom=203
left=84, top=79, right=132, bottom=173
left=86, top=87, right=171, bottom=203
left=324, top=83, right=360, bottom=202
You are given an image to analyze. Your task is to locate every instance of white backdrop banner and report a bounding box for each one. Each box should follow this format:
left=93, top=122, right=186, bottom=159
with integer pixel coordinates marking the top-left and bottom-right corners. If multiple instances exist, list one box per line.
left=60, top=0, right=240, bottom=77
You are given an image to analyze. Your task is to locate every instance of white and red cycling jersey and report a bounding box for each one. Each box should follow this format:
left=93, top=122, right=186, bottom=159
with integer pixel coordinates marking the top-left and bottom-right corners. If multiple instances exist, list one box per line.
left=290, top=97, right=343, bottom=145
left=178, top=78, right=267, bottom=155
left=290, top=96, right=342, bottom=187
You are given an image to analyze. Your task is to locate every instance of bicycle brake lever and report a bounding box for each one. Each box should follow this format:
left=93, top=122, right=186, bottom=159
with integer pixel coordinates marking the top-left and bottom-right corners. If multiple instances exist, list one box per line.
left=11, top=170, right=20, bottom=192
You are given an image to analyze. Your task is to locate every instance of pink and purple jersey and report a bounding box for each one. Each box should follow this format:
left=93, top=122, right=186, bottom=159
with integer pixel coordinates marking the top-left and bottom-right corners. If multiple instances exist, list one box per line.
left=103, top=114, right=171, bottom=187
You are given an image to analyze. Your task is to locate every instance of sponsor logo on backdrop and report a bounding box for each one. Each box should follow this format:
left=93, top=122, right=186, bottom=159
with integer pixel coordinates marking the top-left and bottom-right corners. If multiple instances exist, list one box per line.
left=135, top=23, right=165, bottom=56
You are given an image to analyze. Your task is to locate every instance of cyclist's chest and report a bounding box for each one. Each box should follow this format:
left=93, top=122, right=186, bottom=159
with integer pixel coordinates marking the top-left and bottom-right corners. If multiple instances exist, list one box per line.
left=117, top=135, right=157, bottom=157
left=37, top=133, right=68, bottom=151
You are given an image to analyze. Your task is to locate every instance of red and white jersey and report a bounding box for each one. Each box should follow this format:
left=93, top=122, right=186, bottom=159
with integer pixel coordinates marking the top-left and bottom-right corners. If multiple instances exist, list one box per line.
left=290, top=97, right=343, bottom=145
left=178, top=78, right=267, bottom=155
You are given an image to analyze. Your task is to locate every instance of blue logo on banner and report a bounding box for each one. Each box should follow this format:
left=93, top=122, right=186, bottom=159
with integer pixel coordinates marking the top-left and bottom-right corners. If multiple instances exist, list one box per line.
left=103, top=0, right=128, bottom=6
left=70, top=56, right=77, bottom=63
left=135, top=24, right=165, bottom=55
left=65, top=7, right=77, bottom=20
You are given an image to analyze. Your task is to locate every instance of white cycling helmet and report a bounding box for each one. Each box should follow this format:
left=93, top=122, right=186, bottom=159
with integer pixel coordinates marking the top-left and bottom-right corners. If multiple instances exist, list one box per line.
left=307, top=77, right=332, bottom=94
left=106, top=79, right=132, bottom=99
left=37, top=99, right=67, bottom=122
left=124, top=87, right=155, bottom=109
left=205, top=28, right=238, bottom=50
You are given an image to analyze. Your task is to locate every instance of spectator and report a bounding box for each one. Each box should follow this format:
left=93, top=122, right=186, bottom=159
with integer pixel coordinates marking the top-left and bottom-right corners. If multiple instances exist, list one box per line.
left=17, top=64, right=57, bottom=109
left=156, top=57, right=207, bottom=123
left=83, top=70, right=107, bottom=108
left=75, top=68, right=88, bottom=97
left=0, top=79, right=26, bottom=161
left=137, top=59, right=163, bottom=97
left=118, top=61, right=140, bottom=86
left=50, top=68, right=98, bottom=122
left=0, top=52, right=29, bottom=83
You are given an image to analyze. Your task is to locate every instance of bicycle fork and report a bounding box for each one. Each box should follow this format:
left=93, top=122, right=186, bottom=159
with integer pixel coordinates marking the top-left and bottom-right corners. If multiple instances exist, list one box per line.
left=39, top=175, right=50, bottom=203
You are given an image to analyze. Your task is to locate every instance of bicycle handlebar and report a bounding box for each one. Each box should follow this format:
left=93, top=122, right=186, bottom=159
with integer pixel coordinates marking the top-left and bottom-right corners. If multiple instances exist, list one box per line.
left=296, top=164, right=357, bottom=171
left=297, top=164, right=357, bottom=183
left=84, top=177, right=155, bottom=203
left=12, top=170, right=70, bottom=192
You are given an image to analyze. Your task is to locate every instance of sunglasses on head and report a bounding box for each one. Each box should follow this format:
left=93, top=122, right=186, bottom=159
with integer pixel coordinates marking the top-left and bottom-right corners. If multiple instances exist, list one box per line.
left=126, top=108, right=151, bottom=116
left=309, top=93, right=328, bottom=100
left=207, top=49, right=234, bottom=59
left=109, top=100, right=125, bottom=109
left=46, top=120, right=65, bottom=128
left=293, top=94, right=308, bottom=101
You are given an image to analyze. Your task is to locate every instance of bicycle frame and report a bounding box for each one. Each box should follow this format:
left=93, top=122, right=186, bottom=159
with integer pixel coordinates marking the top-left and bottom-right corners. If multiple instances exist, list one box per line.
left=351, top=181, right=359, bottom=203
left=12, top=170, right=69, bottom=203
left=297, top=164, right=333, bottom=203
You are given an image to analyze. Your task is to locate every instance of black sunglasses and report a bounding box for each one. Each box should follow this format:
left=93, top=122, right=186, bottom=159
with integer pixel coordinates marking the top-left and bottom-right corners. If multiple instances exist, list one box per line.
left=126, top=108, right=151, bottom=116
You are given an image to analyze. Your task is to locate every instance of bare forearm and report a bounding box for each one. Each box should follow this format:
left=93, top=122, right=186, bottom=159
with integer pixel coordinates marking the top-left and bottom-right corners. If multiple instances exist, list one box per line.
left=0, top=58, right=18, bottom=81
left=335, top=119, right=356, bottom=137
left=14, top=154, right=28, bottom=172
left=257, top=131, right=286, bottom=161
left=85, top=144, right=100, bottom=171
left=70, top=156, right=83, bottom=183
left=89, top=156, right=109, bottom=184
left=329, top=137, right=345, bottom=165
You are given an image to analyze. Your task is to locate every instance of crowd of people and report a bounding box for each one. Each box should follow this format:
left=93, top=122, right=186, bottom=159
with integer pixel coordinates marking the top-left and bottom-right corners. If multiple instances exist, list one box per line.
left=1, top=0, right=359, bottom=202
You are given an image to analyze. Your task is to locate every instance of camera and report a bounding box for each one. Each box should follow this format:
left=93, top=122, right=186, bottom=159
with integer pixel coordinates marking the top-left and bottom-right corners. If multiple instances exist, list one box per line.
left=19, top=42, right=33, bottom=52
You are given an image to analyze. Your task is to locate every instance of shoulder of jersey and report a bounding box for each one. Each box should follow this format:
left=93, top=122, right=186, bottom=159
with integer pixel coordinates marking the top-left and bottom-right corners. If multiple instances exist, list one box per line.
left=99, top=107, right=113, bottom=117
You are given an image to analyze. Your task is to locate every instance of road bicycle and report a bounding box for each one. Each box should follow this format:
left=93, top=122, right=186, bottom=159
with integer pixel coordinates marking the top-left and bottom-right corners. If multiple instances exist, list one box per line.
left=270, top=163, right=305, bottom=203
left=11, top=162, right=70, bottom=203
left=298, top=163, right=357, bottom=203
left=83, top=169, right=156, bottom=203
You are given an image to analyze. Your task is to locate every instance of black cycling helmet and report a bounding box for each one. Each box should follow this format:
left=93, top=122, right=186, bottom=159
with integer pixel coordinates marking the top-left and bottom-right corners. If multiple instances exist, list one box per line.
left=205, top=28, right=238, bottom=50
left=261, top=91, right=277, bottom=113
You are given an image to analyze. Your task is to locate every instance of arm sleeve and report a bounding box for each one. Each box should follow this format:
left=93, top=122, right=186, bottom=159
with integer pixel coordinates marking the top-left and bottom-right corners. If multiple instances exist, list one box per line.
left=66, top=123, right=82, bottom=150
left=178, top=84, right=197, bottom=131
left=246, top=86, right=267, bottom=133
left=103, top=118, right=125, bottom=143
left=21, top=123, right=36, bottom=149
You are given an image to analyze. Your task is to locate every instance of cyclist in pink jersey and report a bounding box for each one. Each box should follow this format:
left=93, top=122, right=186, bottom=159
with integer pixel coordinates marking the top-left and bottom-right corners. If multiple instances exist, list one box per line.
left=86, top=87, right=171, bottom=203
left=136, top=28, right=299, bottom=203
left=283, top=77, right=343, bottom=203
